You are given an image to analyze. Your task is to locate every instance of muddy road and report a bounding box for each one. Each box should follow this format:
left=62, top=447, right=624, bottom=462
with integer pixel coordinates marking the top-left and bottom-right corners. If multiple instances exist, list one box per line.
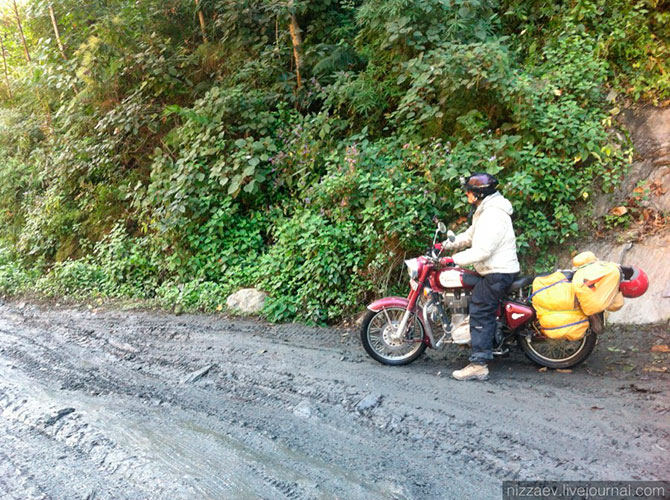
left=0, top=302, right=668, bottom=499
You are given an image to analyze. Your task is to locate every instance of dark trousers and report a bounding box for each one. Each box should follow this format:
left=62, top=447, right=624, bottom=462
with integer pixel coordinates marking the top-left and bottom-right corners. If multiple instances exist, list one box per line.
left=469, top=273, right=516, bottom=365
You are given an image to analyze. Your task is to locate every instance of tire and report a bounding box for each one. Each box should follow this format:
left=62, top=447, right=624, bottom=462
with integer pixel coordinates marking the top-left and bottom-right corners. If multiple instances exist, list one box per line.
left=360, top=307, right=427, bottom=366
left=518, top=329, right=597, bottom=369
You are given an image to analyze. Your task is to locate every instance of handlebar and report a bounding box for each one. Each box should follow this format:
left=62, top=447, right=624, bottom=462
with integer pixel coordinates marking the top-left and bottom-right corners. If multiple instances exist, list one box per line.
left=425, top=246, right=456, bottom=267
left=440, top=256, right=456, bottom=267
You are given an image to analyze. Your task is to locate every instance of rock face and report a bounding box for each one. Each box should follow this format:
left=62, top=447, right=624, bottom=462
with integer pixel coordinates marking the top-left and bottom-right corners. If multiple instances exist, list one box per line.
left=569, top=233, right=670, bottom=324
left=226, top=288, right=267, bottom=314
left=595, top=107, right=670, bottom=217
left=574, top=105, right=670, bottom=324
left=622, top=106, right=670, bottom=160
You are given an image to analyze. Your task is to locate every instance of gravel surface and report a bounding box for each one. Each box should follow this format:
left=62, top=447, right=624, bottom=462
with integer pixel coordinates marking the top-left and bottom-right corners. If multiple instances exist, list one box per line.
left=0, top=301, right=668, bottom=499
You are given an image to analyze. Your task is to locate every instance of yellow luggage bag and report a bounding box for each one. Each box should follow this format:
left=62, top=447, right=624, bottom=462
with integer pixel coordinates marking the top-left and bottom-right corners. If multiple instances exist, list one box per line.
left=531, top=271, right=589, bottom=341
left=572, top=261, right=622, bottom=316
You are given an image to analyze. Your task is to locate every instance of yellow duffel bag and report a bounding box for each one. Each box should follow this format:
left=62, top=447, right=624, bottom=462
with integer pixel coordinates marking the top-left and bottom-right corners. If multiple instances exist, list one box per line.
left=572, top=251, right=597, bottom=267
left=572, top=261, right=622, bottom=316
left=531, top=271, right=590, bottom=341
left=532, top=271, right=576, bottom=311
left=606, top=291, right=624, bottom=312
left=533, top=305, right=590, bottom=341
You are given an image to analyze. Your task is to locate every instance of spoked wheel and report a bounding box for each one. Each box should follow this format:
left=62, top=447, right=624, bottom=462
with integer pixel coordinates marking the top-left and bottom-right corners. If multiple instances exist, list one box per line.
left=518, top=329, right=597, bottom=369
left=360, top=307, right=427, bottom=365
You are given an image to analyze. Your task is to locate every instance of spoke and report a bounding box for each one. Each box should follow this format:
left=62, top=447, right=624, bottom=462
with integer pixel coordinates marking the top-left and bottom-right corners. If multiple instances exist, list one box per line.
left=382, top=308, right=393, bottom=327
left=530, top=336, right=585, bottom=362
left=369, top=325, right=383, bottom=335
left=366, top=307, right=424, bottom=361
left=370, top=337, right=384, bottom=350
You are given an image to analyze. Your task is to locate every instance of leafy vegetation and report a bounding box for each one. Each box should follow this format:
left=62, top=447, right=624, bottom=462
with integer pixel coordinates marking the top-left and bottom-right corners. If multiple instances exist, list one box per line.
left=0, top=0, right=667, bottom=322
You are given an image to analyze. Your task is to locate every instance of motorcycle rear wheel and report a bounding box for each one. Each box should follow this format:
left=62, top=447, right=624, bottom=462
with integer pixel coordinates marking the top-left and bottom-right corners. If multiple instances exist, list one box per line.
left=518, top=330, right=597, bottom=369
left=360, top=307, right=427, bottom=365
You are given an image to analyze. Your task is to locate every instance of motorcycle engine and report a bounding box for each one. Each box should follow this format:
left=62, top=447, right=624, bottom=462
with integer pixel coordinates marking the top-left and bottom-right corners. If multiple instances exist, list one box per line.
left=425, top=290, right=471, bottom=325
left=443, top=290, right=471, bottom=316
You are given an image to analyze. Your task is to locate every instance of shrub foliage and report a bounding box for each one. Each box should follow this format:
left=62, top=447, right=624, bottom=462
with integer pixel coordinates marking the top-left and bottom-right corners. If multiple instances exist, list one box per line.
left=0, top=0, right=667, bottom=322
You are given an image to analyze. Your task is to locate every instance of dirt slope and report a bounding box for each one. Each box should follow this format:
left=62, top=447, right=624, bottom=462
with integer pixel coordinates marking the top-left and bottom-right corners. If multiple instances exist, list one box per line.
left=0, top=302, right=668, bottom=499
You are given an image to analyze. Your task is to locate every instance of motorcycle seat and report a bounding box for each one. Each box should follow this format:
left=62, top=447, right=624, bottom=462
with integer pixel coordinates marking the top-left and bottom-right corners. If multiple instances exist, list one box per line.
left=508, top=275, right=534, bottom=292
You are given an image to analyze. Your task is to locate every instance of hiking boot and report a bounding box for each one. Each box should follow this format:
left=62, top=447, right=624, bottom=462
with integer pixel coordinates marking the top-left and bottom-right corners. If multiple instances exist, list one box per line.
left=452, top=363, right=489, bottom=381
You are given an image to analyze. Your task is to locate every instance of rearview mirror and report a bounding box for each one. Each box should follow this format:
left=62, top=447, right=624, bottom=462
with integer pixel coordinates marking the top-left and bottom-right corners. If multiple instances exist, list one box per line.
left=437, top=222, right=447, bottom=233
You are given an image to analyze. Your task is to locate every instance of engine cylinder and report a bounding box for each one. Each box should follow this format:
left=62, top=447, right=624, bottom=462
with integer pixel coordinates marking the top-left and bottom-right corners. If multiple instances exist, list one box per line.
left=443, top=291, right=470, bottom=315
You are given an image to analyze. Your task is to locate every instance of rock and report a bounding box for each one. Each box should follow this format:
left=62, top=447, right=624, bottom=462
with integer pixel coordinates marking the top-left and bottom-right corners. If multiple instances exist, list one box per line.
left=593, top=106, right=670, bottom=217
left=571, top=105, right=670, bottom=324
left=226, top=288, right=267, bottom=314
left=356, top=393, right=382, bottom=412
left=45, top=407, right=75, bottom=427
left=181, top=364, right=216, bottom=384
left=293, top=400, right=313, bottom=419
left=621, top=107, right=670, bottom=160
left=108, top=339, right=138, bottom=354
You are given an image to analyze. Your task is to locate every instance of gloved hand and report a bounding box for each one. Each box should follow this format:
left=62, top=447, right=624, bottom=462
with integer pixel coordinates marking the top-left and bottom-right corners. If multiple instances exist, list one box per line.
left=440, top=240, right=457, bottom=252
left=440, top=256, right=455, bottom=267
left=433, top=242, right=443, bottom=251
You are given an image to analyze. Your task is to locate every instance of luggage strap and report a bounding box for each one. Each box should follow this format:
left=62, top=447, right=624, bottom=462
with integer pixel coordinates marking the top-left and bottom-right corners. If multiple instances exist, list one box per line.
left=542, top=318, right=589, bottom=331
left=530, top=279, right=570, bottom=299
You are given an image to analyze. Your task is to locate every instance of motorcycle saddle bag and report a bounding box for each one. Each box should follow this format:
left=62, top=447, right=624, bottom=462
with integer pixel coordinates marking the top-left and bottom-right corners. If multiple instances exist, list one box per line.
left=531, top=271, right=589, bottom=341
left=572, top=261, right=622, bottom=316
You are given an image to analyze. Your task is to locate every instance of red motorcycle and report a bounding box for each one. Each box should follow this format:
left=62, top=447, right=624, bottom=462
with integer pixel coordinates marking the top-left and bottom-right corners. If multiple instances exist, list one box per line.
left=360, top=222, right=648, bottom=369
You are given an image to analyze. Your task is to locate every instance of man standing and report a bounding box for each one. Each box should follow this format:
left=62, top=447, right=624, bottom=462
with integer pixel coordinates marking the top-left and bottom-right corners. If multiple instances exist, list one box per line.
left=442, top=173, right=520, bottom=381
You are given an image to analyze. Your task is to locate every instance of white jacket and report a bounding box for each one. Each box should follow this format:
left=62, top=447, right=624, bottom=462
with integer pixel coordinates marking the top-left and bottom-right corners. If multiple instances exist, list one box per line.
left=446, top=192, right=520, bottom=275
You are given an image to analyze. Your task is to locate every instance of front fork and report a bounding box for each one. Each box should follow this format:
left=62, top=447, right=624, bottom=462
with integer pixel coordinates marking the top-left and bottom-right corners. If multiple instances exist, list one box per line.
left=394, top=310, right=414, bottom=343
left=392, top=266, right=432, bottom=342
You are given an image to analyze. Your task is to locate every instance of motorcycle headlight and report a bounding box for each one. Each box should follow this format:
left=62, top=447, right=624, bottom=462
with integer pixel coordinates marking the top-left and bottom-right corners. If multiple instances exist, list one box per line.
left=405, top=259, right=420, bottom=280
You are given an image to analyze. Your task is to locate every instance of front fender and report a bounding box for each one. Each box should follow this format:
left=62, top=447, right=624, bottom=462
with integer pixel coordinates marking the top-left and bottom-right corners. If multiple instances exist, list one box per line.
left=367, top=296, right=411, bottom=312
left=366, top=296, right=434, bottom=347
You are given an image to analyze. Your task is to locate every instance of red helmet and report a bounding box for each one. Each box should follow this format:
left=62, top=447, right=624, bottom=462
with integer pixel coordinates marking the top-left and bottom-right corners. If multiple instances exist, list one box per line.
left=619, top=266, right=649, bottom=298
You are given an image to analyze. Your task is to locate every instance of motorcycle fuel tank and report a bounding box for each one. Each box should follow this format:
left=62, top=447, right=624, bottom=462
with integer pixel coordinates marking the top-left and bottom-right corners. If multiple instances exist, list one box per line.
left=438, top=269, right=463, bottom=288
left=504, top=302, right=535, bottom=329
left=429, top=268, right=479, bottom=292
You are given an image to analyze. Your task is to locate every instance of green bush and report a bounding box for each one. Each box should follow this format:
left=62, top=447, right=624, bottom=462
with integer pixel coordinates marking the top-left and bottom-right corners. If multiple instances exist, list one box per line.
left=35, top=258, right=107, bottom=298
left=155, top=280, right=230, bottom=313
left=0, top=247, right=38, bottom=295
left=93, top=225, right=161, bottom=298
left=0, top=0, right=663, bottom=321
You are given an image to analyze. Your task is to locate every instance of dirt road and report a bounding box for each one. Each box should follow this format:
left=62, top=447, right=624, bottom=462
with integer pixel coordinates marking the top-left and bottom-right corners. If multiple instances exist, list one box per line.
left=0, top=301, right=668, bottom=499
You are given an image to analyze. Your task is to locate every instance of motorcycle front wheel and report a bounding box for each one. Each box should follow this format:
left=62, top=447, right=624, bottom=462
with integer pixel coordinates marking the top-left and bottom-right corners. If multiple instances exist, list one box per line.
left=518, top=330, right=597, bottom=369
left=360, top=307, right=427, bottom=366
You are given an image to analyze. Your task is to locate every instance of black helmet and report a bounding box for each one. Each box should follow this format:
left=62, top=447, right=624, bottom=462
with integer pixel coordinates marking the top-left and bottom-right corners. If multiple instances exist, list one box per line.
left=461, top=172, right=498, bottom=198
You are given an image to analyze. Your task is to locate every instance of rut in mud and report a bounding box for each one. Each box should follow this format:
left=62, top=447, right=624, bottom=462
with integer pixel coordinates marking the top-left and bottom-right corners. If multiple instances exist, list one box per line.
left=0, top=302, right=668, bottom=499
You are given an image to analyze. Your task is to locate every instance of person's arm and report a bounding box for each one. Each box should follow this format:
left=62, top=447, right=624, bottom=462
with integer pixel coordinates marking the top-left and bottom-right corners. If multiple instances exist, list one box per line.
left=441, top=224, right=474, bottom=251
left=452, top=209, right=505, bottom=267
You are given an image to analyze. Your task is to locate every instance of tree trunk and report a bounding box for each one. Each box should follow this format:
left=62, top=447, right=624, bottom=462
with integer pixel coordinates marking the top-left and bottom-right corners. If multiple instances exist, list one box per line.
left=0, top=35, right=11, bottom=99
left=194, top=0, right=208, bottom=43
left=288, top=13, right=302, bottom=89
left=49, top=4, right=67, bottom=60
left=12, top=1, right=53, bottom=133
left=13, top=0, right=31, bottom=63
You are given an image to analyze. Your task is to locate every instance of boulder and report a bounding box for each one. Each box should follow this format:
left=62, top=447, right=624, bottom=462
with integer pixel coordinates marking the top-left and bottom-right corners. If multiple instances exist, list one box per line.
left=226, top=288, right=267, bottom=314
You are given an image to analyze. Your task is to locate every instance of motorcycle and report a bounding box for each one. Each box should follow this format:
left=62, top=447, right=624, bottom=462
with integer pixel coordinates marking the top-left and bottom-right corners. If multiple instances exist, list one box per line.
left=360, top=221, right=645, bottom=369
